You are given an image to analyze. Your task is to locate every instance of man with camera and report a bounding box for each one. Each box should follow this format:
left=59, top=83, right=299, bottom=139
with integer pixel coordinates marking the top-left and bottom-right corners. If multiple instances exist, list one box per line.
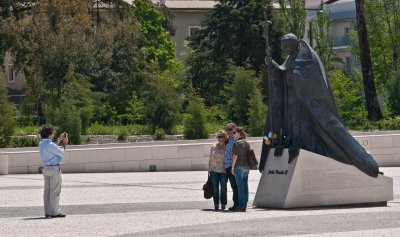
left=39, top=124, right=68, bottom=218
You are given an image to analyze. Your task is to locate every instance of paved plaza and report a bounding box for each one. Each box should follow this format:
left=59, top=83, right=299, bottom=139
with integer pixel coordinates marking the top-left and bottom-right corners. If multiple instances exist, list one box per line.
left=1, top=168, right=400, bottom=236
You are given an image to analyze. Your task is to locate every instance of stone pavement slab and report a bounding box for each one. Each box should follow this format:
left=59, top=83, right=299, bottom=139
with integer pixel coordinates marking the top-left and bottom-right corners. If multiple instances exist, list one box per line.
left=1, top=168, right=400, bottom=236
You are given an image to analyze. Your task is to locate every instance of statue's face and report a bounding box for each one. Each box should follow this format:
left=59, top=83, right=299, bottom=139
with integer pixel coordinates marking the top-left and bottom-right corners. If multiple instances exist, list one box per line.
left=281, top=39, right=299, bottom=55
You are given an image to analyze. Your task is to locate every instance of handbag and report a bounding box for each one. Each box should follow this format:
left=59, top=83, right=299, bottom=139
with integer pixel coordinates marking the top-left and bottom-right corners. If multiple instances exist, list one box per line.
left=203, top=174, right=213, bottom=199
left=247, top=147, right=259, bottom=170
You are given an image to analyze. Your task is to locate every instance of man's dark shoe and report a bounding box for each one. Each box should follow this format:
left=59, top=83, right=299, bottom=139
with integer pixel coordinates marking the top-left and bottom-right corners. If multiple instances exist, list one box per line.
left=51, top=213, right=66, bottom=218
left=234, top=207, right=246, bottom=212
left=228, top=206, right=237, bottom=211
left=221, top=205, right=226, bottom=210
left=45, top=215, right=52, bottom=219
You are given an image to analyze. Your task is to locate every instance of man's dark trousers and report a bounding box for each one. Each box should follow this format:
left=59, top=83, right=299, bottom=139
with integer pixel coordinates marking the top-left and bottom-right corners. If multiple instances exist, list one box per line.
left=226, top=167, right=239, bottom=207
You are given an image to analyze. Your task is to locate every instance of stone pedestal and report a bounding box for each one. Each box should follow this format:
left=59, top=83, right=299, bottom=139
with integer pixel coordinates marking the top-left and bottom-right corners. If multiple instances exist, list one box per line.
left=0, top=153, right=8, bottom=175
left=253, top=149, right=393, bottom=208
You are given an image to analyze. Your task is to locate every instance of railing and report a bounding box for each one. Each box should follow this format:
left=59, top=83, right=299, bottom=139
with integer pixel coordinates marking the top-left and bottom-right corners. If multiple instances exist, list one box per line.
left=333, top=37, right=351, bottom=47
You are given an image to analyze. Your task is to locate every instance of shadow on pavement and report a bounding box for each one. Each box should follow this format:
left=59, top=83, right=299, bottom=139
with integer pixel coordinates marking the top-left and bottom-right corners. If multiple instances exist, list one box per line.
left=252, top=201, right=389, bottom=212
left=201, top=208, right=240, bottom=213
left=22, top=217, right=49, bottom=220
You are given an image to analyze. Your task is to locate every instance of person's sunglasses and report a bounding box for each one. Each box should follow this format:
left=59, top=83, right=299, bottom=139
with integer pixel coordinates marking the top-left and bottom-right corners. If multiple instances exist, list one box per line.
left=226, top=128, right=233, bottom=131
left=233, top=132, right=237, bottom=134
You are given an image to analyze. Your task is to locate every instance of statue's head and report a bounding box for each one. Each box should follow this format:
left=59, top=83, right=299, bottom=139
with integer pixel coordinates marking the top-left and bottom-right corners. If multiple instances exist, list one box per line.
left=281, top=33, right=299, bottom=55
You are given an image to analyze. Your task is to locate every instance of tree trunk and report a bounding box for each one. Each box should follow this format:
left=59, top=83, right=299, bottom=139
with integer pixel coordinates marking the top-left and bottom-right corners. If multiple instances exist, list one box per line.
left=355, top=0, right=383, bottom=121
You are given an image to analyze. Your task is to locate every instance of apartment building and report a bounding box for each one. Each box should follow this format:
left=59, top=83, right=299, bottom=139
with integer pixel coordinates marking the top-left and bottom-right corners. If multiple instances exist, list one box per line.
left=165, top=1, right=216, bottom=61
left=306, top=0, right=357, bottom=71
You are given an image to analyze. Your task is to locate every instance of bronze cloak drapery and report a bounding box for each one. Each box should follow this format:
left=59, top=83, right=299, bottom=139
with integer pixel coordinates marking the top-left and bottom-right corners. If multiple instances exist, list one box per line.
left=259, top=40, right=379, bottom=177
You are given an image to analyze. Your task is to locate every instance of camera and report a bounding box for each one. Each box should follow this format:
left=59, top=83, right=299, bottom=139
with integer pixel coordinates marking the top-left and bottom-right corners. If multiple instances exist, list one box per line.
left=58, top=132, right=68, bottom=146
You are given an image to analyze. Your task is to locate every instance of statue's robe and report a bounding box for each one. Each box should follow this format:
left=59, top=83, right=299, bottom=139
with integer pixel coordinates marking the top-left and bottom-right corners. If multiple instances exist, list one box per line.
left=259, top=40, right=379, bottom=177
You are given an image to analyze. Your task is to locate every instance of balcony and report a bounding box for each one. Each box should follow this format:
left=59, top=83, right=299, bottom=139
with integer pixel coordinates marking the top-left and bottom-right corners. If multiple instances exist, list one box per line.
left=333, top=36, right=351, bottom=47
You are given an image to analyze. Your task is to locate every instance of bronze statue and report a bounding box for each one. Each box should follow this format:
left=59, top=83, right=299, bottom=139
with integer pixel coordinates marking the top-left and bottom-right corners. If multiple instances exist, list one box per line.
left=259, top=33, right=380, bottom=177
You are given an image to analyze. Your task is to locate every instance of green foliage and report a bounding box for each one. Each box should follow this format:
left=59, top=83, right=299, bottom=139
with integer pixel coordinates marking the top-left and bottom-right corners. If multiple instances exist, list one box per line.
left=1, top=1, right=186, bottom=137
left=132, top=0, right=179, bottom=71
left=16, top=115, right=39, bottom=127
left=14, top=126, right=41, bottom=136
left=375, top=117, right=400, bottom=130
left=349, top=0, right=400, bottom=117
left=54, top=99, right=82, bottom=145
left=187, top=0, right=284, bottom=105
left=93, top=20, right=144, bottom=116
left=62, top=65, right=94, bottom=134
left=203, top=106, right=227, bottom=124
left=124, top=92, right=145, bottom=124
left=277, top=0, right=307, bottom=38
left=8, top=136, right=39, bottom=148
left=86, top=123, right=153, bottom=135
left=330, top=70, right=368, bottom=128
left=141, top=72, right=182, bottom=133
left=247, top=88, right=267, bottom=136
left=183, top=99, right=208, bottom=140
left=154, top=128, right=166, bottom=140
left=387, top=70, right=400, bottom=115
left=312, top=4, right=343, bottom=71
left=0, top=83, right=17, bottom=147
left=363, top=0, right=400, bottom=116
left=225, top=67, right=258, bottom=125
left=0, top=1, right=146, bottom=121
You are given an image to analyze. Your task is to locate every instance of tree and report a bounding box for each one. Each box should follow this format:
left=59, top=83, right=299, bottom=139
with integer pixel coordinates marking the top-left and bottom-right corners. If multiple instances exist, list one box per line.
left=0, top=0, right=96, bottom=119
left=277, top=0, right=307, bottom=38
left=0, top=1, right=148, bottom=121
left=329, top=70, right=367, bottom=128
left=54, top=99, right=82, bottom=145
left=187, top=0, right=283, bottom=105
left=312, top=3, right=343, bottom=71
left=141, top=72, right=182, bottom=133
left=355, top=0, right=383, bottom=121
left=0, top=83, right=16, bottom=148
left=60, top=65, right=94, bottom=134
left=247, top=87, right=266, bottom=136
left=124, top=92, right=145, bottom=124
left=132, top=0, right=179, bottom=72
left=225, top=66, right=258, bottom=125
left=183, top=99, right=208, bottom=139
left=357, top=0, right=400, bottom=116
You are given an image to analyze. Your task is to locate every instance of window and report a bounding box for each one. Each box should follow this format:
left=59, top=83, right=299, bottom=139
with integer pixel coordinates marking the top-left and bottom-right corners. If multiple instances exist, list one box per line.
left=7, top=64, right=16, bottom=82
left=345, top=27, right=350, bottom=37
left=188, top=26, right=201, bottom=37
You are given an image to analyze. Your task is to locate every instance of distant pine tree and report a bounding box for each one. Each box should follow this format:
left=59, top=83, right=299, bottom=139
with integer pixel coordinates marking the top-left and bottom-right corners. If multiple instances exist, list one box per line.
left=248, top=88, right=267, bottom=136
left=184, top=99, right=208, bottom=140
left=54, top=99, right=82, bottom=145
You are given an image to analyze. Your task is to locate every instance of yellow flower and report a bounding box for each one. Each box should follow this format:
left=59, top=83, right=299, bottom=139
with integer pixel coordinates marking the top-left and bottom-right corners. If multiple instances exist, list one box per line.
left=265, top=139, right=271, bottom=145
left=272, top=133, right=278, bottom=139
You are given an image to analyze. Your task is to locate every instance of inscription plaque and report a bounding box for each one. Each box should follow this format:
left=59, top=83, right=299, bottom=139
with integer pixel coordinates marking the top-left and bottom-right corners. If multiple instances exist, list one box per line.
left=253, top=149, right=393, bottom=208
